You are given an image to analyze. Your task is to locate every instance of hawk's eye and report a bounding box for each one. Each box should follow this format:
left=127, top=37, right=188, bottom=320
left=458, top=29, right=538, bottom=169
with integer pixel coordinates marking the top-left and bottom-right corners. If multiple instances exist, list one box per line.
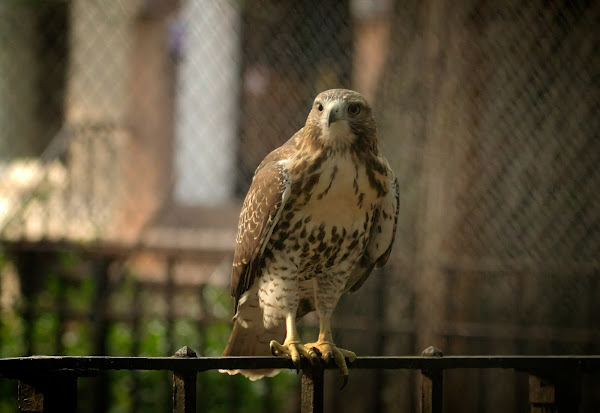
left=316, top=102, right=324, bottom=112
left=348, top=103, right=361, bottom=116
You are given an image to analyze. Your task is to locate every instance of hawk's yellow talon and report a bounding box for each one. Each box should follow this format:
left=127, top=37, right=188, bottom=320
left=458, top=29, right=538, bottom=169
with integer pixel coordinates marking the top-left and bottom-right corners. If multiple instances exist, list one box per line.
left=307, top=348, right=319, bottom=361
left=339, top=348, right=357, bottom=362
left=303, top=340, right=355, bottom=387
left=269, top=340, right=281, bottom=357
left=341, top=374, right=349, bottom=390
left=269, top=340, right=315, bottom=368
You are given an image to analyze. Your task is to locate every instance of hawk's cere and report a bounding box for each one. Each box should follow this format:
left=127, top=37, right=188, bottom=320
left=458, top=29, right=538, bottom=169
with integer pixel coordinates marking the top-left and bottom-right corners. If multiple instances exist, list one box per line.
left=221, top=89, right=399, bottom=384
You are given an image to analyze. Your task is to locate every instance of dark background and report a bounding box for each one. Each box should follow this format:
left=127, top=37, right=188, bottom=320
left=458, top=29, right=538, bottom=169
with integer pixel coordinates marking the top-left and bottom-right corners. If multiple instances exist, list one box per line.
left=0, top=0, right=598, bottom=411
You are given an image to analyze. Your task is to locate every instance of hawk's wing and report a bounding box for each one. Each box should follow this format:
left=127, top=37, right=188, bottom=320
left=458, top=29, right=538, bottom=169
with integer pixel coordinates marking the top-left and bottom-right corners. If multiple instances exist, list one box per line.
left=345, top=172, right=399, bottom=293
left=230, top=133, right=299, bottom=309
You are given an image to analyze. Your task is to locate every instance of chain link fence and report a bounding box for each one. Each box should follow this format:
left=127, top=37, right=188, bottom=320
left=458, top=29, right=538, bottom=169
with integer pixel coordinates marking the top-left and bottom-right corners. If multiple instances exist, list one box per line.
left=1, top=0, right=599, bottom=412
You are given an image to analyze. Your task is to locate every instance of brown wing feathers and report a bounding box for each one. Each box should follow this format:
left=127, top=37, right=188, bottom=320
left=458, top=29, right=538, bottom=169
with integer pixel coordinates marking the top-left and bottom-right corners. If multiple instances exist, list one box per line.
left=230, top=156, right=290, bottom=308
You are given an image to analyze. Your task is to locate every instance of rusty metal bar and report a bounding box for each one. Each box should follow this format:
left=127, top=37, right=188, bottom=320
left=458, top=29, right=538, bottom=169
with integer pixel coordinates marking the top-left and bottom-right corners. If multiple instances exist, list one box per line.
left=172, top=346, right=198, bottom=413
left=300, top=359, right=324, bottom=413
left=528, top=372, right=581, bottom=413
left=1, top=355, right=600, bottom=376
left=90, top=257, right=111, bottom=413
left=420, top=346, right=444, bottom=413
left=529, top=374, right=557, bottom=413
left=18, top=373, right=77, bottom=413
left=0, top=353, right=596, bottom=412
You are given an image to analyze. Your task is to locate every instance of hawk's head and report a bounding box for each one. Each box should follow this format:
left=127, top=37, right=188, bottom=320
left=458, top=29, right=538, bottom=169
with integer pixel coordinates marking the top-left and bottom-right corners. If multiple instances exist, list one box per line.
left=304, top=89, right=377, bottom=152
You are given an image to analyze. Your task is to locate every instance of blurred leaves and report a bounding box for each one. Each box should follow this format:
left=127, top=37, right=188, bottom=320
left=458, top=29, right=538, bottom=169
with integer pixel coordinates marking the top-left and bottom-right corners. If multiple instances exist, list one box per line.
left=0, top=251, right=297, bottom=412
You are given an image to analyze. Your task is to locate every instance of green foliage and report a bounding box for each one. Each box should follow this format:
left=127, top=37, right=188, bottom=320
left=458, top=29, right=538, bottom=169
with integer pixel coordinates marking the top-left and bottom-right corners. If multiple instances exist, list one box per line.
left=0, top=250, right=7, bottom=271
left=31, top=312, right=58, bottom=355
left=105, top=371, right=133, bottom=413
left=0, top=380, right=16, bottom=413
left=0, top=311, right=24, bottom=357
left=0, top=252, right=298, bottom=412
left=132, top=370, right=170, bottom=412
left=173, top=319, right=200, bottom=351
left=106, top=322, right=133, bottom=356
left=203, top=284, right=231, bottom=320
left=62, top=320, right=92, bottom=356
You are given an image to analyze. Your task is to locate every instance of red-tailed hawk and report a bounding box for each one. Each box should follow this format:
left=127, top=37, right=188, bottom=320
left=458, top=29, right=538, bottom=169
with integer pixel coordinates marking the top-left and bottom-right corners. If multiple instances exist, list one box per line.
left=221, top=89, right=398, bottom=384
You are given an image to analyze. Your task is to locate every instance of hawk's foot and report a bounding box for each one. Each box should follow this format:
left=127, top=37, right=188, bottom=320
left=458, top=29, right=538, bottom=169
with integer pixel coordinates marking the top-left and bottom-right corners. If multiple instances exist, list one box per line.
left=304, top=340, right=357, bottom=389
left=269, top=340, right=319, bottom=371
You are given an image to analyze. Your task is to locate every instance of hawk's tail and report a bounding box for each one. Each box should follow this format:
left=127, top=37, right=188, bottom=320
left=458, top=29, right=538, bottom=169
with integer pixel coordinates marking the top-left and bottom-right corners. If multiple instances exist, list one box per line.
left=220, top=317, right=285, bottom=381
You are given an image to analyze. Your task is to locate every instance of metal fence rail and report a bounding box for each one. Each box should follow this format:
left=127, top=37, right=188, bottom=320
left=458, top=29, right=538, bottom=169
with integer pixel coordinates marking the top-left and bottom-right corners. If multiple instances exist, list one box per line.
left=2, top=347, right=598, bottom=413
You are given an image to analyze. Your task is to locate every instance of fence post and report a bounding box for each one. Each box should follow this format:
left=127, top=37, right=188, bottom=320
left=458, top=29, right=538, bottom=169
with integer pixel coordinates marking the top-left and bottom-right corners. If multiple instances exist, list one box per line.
left=301, top=358, right=325, bottom=413
left=420, top=346, right=443, bottom=413
left=529, top=372, right=580, bottom=413
left=91, top=257, right=111, bottom=413
left=529, top=375, right=557, bottom=413
left=172, top=346, right=198, bottom=413
left=18, top=373, right=77, bottom=413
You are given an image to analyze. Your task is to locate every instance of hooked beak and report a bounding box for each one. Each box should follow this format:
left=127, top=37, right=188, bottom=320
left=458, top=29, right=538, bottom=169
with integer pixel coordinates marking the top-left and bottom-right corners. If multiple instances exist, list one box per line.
left=328, top=110, right=337, bottom=127
left=327, top=101, right=343, bottom=127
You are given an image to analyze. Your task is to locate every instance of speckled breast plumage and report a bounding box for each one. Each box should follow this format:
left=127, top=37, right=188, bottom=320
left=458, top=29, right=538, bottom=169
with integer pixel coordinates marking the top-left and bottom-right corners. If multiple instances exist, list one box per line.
left=257, top=151, right=379, bottom=328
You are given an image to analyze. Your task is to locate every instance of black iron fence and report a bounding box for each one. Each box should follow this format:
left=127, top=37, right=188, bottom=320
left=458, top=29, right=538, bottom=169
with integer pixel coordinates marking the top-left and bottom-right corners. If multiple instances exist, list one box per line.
left=2, top=242, right=600, bottom=412
left=1, top=347, right=599, bottom=413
